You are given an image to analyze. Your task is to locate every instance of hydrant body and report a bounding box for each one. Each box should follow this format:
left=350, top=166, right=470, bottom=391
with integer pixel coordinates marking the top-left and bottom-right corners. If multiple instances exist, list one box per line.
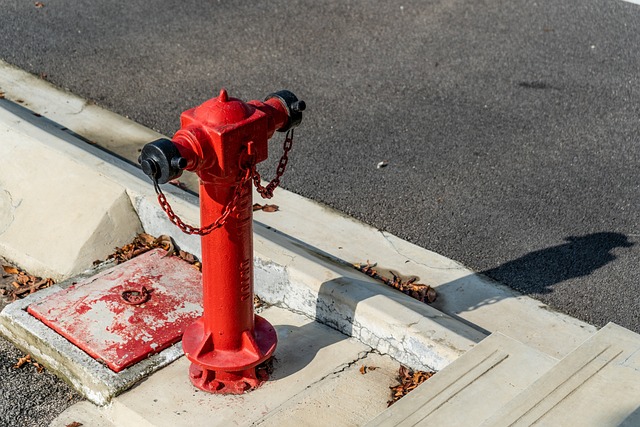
left=140, top=89, right=304, bottom=394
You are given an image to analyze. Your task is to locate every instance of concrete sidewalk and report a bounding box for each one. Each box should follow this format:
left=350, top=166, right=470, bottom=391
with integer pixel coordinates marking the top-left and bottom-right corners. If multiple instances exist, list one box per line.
left=0, top=66, right=638, bottom=426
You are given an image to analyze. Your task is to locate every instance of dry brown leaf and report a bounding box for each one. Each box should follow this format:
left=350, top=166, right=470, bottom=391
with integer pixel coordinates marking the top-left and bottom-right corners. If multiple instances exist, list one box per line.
left=359, top=365, right=379, bottom=375
left=254, top=295, right=265, bottom=309
left=14, top=354, right=32, bottom=369
left=137, top=233, right=156, bottom=246
left=66, top=422, right=83, bottom=427
left=2, top=265, right=19, bottom=275
left=253, top=203, right=279, bottom=212
left=34, top=1, right=45, bottom=7
left=2, top=264, right=56, bottom=301
left=0, top=91, right=5, bottom=99
left=169, top=179, right=188, bottom=190
left=156, top=235, right=175, bottom=256
left=179, top=250, right=196, bottom=264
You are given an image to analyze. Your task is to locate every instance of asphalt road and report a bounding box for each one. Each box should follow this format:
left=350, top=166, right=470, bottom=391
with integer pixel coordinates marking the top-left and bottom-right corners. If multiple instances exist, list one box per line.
left=0, top=0, right=638, bottom=336
left=0, top=336, right=81, bottom=427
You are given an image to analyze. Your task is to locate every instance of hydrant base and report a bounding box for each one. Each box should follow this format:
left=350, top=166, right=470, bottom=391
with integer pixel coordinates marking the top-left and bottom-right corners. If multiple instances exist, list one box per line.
left=188, top=362, right=269, bottom=394
left=182, top=314, right=277, bottom=394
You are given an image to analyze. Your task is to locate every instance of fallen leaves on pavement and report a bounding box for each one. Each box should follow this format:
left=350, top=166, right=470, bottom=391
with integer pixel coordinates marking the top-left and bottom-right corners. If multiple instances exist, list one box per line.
left=34, top=2, right=45, bottom=8
left=14, top=354, right=45, bottom=373
left=388, top=365, right=435, bottom=406
left=1, top=264, right=54, bottom=302
left=353, top=261, right=436, bottom=304
left=66, top=422, right=83, bottom=427
left=253, top=203, right=279, bottom=212
left=3, top=265, right=18, bottom=275
left=100, top=233, right=202, bottom=271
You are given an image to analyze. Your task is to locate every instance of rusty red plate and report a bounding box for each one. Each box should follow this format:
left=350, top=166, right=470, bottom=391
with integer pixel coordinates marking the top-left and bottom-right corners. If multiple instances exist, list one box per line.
left=28, top=248, right=202, bottom=373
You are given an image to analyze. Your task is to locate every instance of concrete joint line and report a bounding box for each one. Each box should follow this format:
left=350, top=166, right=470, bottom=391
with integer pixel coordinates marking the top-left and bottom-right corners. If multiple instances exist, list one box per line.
left=380, top=231, right=466, bottom=272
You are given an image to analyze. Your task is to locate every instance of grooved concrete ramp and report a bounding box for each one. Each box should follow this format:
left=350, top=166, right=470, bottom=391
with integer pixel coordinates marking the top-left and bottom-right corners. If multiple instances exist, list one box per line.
left=368, top=323, right=640, bottom=427
left=366, top=333, right=558, bottom=426
left=482, top=323, right=640, bottom=427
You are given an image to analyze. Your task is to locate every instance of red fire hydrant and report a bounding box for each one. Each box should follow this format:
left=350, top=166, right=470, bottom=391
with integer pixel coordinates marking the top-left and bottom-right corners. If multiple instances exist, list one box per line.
left=138, top=88, right=305, bottom=394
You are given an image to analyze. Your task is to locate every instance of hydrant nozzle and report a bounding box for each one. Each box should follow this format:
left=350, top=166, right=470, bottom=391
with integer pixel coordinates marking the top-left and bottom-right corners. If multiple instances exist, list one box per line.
left=138, top=138, right=187, bottom=184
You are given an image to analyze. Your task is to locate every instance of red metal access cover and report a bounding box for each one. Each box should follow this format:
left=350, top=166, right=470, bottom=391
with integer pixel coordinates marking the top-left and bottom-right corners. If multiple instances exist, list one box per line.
left=27, top=248, right=202, bottom=373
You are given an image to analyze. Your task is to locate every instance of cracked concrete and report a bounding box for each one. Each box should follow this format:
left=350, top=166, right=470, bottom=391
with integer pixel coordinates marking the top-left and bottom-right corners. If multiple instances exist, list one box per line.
left=252, top=236, right=483, bottom=371
left=255, top=348, right=398, bottom=427
left=0, top=188, right=16, bottom=235
left=315, top=348, right=377, bottom=383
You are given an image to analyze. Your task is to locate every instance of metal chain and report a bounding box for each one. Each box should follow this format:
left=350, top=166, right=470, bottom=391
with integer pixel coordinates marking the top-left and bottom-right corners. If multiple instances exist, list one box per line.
left=154, top=167, right=252, bottom=236
left=252, top=129, right=294, bottom=199
left=153, top=129, right=295, bottom=235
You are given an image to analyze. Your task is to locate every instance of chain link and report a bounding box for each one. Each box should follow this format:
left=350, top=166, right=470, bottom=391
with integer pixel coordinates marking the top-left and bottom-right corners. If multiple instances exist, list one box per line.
left=252, top=129, right=294, bottom=199
left=153, top=129, right=295, bottom=236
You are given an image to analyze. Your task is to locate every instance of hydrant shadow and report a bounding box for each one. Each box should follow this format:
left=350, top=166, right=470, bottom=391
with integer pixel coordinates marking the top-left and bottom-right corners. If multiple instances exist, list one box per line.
left=430, top=232, right=634, bottom=316
left=480, top=232, right=633, bottom=296
left=268, top=319, right=349, bottom=381
left=267, top=277, right=373, bottom=381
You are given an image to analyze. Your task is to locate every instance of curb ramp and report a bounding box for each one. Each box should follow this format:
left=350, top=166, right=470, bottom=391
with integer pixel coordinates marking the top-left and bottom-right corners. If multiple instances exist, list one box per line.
left=367, top=323, right=640, bottom=426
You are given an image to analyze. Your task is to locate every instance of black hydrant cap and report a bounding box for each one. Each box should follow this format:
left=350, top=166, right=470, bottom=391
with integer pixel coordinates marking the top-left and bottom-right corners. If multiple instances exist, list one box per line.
left=265, top=90, right=305, bottom=132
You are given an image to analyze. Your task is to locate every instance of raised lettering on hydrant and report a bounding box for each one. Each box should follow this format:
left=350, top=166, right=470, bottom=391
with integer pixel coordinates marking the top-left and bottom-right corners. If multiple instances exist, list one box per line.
left=138, top=88, right=305, bottom=394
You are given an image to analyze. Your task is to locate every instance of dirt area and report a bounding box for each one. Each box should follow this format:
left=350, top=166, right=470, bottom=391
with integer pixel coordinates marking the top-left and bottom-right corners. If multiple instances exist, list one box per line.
left=0, top=256, right=82, bottom=427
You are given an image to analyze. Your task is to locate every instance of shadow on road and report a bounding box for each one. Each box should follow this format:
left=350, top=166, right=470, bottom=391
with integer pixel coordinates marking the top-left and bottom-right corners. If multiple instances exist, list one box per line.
left=481, top=232, right=634, bottom=295
left=429, top=232, right=635, bottom=326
